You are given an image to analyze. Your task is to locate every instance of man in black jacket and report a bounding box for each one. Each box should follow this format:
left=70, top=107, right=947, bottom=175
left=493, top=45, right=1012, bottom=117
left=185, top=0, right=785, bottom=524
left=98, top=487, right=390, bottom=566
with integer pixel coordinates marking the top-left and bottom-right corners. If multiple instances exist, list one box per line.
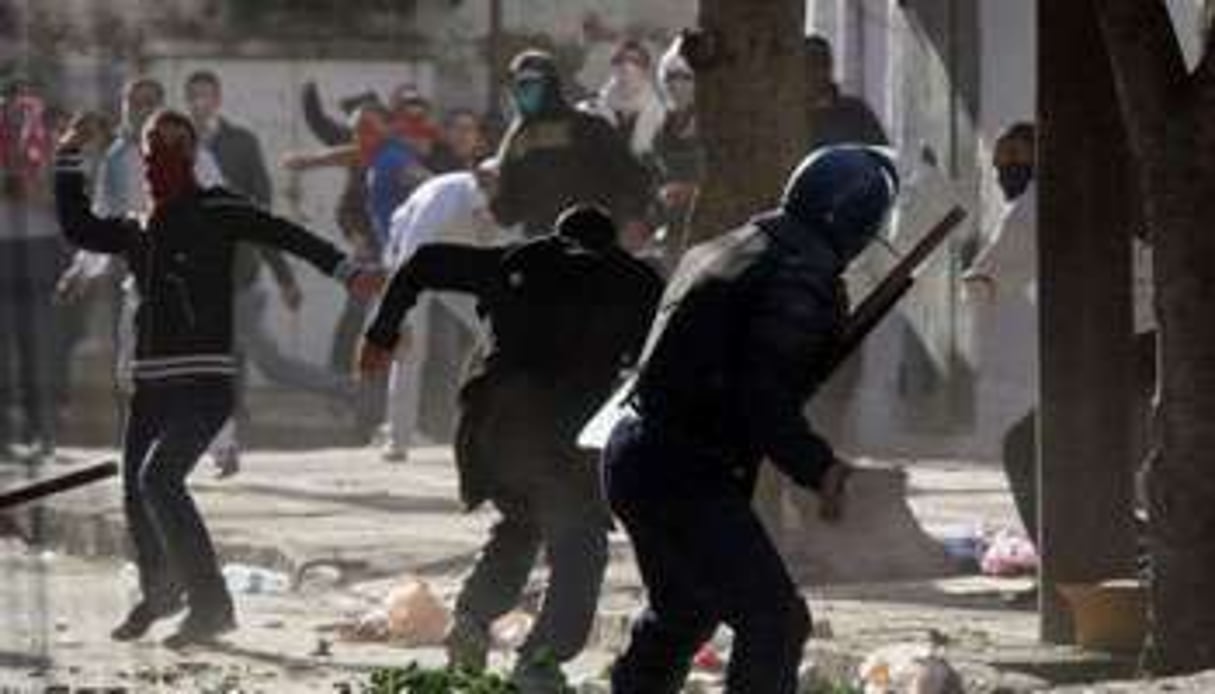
left=493, top=50, right=652, bottom=242
left=603, top=146, right=898, bottom=693
left=54, top=110, right=381, bottom=648
left=359, top=205, right=662, bottom=688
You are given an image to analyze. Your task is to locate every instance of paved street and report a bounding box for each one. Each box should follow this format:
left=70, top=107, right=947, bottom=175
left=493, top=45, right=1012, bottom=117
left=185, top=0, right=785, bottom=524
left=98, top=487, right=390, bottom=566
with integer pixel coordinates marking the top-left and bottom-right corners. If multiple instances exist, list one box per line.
left=0, top=446, right=1090, bottom=692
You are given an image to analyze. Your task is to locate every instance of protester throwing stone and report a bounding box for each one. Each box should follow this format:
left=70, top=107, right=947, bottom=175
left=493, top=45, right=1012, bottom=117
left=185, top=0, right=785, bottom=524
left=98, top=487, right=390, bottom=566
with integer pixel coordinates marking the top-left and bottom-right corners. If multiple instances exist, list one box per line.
left=54, top=110, right=383, bottom=648
left=359, top=204, right=661, bottom=690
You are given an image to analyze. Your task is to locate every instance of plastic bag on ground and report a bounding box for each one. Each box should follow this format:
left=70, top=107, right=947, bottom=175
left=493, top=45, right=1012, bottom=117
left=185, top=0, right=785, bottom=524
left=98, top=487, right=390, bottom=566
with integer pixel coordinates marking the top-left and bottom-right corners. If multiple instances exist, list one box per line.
left=384, top=577, right=451, bottom=646
left=223, top=563, right=290, bottom=595
left=979, top=529, right=1038, bottom=577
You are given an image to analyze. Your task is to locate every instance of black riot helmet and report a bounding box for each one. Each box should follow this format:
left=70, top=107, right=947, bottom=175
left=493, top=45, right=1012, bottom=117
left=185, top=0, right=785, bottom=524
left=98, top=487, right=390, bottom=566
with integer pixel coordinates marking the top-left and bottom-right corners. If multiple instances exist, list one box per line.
left=781, top=144, right=900, bottom=262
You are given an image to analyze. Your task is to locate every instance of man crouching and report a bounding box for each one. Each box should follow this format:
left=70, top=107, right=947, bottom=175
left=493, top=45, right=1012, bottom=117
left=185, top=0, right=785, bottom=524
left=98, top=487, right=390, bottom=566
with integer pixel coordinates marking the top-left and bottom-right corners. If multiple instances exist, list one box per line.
left=604, top=145, right=899, bottom=693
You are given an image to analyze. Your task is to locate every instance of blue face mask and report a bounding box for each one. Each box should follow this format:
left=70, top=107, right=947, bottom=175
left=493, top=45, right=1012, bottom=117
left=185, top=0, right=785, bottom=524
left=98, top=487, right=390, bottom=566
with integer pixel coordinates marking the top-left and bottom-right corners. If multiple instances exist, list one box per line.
left=997, top=164, right=1033, bottom=200
left=512, top=80, right=548, bottom=118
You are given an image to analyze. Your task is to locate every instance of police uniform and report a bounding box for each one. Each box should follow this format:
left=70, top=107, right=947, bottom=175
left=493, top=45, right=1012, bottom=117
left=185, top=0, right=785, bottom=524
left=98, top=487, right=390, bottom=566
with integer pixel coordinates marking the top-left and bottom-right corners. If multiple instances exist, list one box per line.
left=603, top=146, right=898, bottom=693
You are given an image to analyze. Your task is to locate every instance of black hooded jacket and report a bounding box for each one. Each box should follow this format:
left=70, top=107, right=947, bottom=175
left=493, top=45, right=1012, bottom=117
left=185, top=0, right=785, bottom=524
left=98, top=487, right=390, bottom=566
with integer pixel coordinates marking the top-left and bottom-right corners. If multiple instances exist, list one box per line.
left=55, top=148, right=355, bottom=384
left=365, top=233, right=662, bottom=508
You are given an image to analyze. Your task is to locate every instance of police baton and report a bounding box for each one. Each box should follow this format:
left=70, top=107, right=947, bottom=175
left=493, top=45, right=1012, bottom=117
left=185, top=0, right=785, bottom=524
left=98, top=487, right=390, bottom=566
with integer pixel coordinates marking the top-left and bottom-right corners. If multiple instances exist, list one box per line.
left=828, top=205, right=968, bottom=373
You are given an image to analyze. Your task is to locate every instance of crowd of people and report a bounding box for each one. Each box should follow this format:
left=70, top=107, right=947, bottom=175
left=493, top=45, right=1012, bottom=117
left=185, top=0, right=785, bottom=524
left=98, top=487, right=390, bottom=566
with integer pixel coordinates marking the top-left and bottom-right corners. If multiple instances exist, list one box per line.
left=11, top=31, right=945, bottom=692
left=0, top=33, right=722, bottom=470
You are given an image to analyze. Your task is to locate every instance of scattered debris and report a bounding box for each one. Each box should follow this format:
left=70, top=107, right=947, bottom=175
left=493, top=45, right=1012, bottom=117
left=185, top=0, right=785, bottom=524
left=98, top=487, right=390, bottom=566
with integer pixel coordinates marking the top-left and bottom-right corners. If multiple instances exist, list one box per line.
left=980, top=530, right=1038, bottom=577
left=1058, top=579, right=1147, bottom=652
left=222, top=564, right=290, bottom=595
left=338, top=576, right=452, bottom=645
left=293, top=557, right=370, bottom=592
left=337, top=608, right=390, bottom=642
left=385, top=577, right=451, bottom=645
left=858, top=640, right=964, bottom=694
left=311, top=638, right=333, bottom=658
left=490, top=610, right=535, bottom=650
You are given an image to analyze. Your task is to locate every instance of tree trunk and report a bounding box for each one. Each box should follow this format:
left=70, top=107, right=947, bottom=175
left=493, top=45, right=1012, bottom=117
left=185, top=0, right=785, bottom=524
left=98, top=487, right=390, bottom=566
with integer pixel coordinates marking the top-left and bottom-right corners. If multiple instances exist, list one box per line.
left=683, top=0, right=809, bottom=247
left=1094, top=0, right=1215, bottom=673
left=1037, top=0, right=1138, bottom=643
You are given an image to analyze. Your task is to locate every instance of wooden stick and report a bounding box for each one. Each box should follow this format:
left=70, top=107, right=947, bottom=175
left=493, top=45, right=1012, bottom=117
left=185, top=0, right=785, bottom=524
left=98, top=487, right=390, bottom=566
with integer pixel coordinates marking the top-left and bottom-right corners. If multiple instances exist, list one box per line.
left=0, top=460, right=119, bottom=511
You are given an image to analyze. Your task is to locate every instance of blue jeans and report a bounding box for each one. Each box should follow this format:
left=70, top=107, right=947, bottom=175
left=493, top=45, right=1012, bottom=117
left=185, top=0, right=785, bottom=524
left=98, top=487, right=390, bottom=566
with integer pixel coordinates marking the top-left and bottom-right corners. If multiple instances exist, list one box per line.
left=124, top=379, right=233, bottom=610
left=604, top=416, right=811, bottom=694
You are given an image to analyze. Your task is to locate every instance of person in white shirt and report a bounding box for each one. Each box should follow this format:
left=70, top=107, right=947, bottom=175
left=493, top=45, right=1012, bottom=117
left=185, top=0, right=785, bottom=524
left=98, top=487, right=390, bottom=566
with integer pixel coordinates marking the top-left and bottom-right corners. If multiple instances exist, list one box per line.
left=962, top=122, right=1039, bottom=543
left=380, top=159, right=513, bottom=461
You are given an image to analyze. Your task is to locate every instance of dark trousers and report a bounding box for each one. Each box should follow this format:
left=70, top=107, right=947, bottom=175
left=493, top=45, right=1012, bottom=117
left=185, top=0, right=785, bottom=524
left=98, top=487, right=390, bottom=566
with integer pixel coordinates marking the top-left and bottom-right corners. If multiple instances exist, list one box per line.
left=124, top=379, right=233, bottom=611
left=604, top=417, right=811, bottom=694
left=454, top=374, right=609, bottom=663
left=0, top=237, right=64, bottom=447
left=1003, top=409, right=1038, bottom=543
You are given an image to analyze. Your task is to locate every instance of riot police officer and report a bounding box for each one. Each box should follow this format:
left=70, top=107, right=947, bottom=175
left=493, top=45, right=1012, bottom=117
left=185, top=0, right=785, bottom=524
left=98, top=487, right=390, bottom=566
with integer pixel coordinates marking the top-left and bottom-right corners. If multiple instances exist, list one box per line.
left=603, top=145, right=899, bottom=693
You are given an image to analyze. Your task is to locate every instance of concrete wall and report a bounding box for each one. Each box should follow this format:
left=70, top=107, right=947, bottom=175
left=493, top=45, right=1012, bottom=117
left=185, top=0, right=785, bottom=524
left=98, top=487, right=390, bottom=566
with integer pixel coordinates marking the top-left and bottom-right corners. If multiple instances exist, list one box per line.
left=810, top=0, right=1205, bottom=458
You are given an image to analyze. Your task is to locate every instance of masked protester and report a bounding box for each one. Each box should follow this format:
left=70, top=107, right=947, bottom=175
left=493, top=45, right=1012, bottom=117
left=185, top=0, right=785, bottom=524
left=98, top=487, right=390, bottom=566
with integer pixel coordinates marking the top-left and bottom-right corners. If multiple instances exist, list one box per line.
left=54, top=110, right=383, bottom=648
left=388, top=84, right=442, bottom=165
left=57, top=79, right=226, bottom=420
left=359, top=204, right=662, bottom=691
left=601, top=146, right=899, bottom=693
left=290, top=85, right=385, bottom=424
left=962, top=122, right=1039, bottom=544
left=492, top=49, right=652, bottom=240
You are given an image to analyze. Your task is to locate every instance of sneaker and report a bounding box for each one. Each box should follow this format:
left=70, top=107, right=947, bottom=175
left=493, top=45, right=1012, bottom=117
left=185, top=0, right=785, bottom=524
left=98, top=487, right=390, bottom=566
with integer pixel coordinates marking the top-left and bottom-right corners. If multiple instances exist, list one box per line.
left=162, top=606, right=236, bottom=649
left=444, top=615, right=490, bottom=672
left=111, top=597, right=186, bottom=641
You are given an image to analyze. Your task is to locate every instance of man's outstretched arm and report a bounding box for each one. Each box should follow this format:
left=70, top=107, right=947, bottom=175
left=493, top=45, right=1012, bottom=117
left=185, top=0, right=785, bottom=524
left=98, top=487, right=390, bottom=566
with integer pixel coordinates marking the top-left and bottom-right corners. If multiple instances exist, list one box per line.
left=364, top=243, right=506, bottom=351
